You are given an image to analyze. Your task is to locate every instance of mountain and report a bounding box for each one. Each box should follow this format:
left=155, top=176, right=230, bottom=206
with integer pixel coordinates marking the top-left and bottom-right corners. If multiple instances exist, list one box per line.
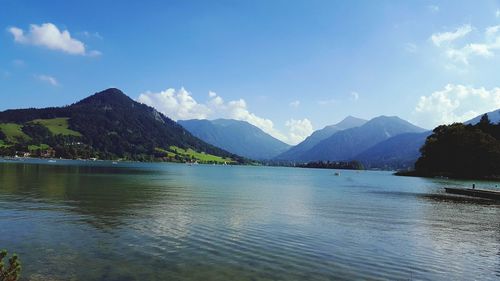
left=464, top=109, right=500, bottom=125
left=354, top=131, right=431, bottom=170
left=178, top=119, right=290, bottom=160
left=0, top=88, right=245, bottom=163
left=275, top=116, right=366, bottom=160
left=294, top=116, right=426, bottom=162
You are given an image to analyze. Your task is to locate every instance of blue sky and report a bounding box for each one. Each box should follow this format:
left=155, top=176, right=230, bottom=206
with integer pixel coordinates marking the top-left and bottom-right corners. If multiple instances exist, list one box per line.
left=1, top=0, right=500, bottom=144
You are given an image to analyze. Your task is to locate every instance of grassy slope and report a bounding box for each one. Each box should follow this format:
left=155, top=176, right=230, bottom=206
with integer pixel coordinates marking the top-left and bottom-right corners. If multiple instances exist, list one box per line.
left=30, top=118, right=81, bottom=136
left=28, top=144, right=50, bottom=151
left=1, top=117, right=234, bottom=163
left=155, top=146, right=234, bottom=163
left=1, top=118, right=81, bottom=153
left=0, top=123, right=31, bottom=142
left=170, top=146, right=234, bottom=163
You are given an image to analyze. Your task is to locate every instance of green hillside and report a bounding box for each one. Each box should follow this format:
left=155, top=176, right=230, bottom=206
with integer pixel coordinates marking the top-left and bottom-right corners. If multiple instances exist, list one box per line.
left=170, top=146, right=234, bottom=163
left=0, top=88, right=246, bottom=163
left=30, top=118, right=81, bottom=136
left=154, top=146, right=234, bottom=163
left=0, top=123, right=31, bottom=142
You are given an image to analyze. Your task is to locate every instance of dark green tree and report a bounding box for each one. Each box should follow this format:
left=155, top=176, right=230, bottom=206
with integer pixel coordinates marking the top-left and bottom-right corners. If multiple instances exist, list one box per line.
left=21, top=124, right=52, bottom=143
left=415, top=122, right=500, bottom=178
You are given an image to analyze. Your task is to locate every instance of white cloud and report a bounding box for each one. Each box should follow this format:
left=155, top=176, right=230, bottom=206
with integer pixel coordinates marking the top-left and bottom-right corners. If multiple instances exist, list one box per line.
left=486, top=25, right=500, bottom=38
left=35, top=74, right=59, bottom=86
left=87, top=50, right=102, bottom=57
left=8, top=23, right=100, bottom=56
left=414, top=84, right=500, bottom=128
left=496, top=9, right=500, bottom=18
left=137, top=88, right=211, bottom=120
left=285, top=119, right=313, bottom=145
left=350, top=91, right=359, bottom=101
left=428, top=5, right=439, bottom=13
left=81, top=31, right=103, bottom=40
left=445, top=44, right=495, bottom=65
left=430, top=24, right=472, bottom=47
left=138, top=88, right=313, bottom=144
left=431, top=24, right=500, bottom=65
left=289, top=100, right=300, bottom=108
left=224, top=98, right=286, bottom=141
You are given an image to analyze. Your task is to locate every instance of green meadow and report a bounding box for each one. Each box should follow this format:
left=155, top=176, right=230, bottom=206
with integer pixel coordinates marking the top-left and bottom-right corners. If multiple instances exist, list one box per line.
left=30, top=118, right=82, bottom=136
left=0, top=123, right=31, bottom=142
left=28, top=143, right=50, bottom=151
left=170, top=146, right=234, bottom=163
left=154, top=146, right=234, bottom=164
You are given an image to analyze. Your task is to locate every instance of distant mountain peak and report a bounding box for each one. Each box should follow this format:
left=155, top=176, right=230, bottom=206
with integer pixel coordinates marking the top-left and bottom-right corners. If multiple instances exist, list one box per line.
left=465, top=109, right=500, bottom=125
left=0, top=88, right=243, bottom=162
left=277, top=115, right=425, bottom=162
left=344, top=115, right=361, bottom=120
left=75, top=88, right=134, bottom=107
left=370, top=115, right=399, bottom=121
left=335, top=116, right=366, bottom=129
left=367, top=115, right=422, bottom=128
left=274, top=116, right=366, bottom=161
left=178, top=118, right=290, bottom=160
left=211, top=119, right=246, bottom=127
left=100, top=88, right=125, bottom=95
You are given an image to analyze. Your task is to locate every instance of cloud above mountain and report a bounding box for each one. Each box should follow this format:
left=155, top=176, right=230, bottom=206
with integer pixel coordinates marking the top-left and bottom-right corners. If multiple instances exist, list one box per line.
left=137, top=88, right=313, bottom=144
left=430, top=24, right=500, bottom=65
left=285, top=119, right=313, bottom=145
left=8, top=23, right=100, bottom=56
left=414, top=84, right=500, bottom=128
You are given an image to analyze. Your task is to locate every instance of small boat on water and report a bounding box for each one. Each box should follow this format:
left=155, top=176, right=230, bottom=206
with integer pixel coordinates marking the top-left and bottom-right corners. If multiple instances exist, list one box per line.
left=334, top=172, right=341, bottom=176
left=48, top=160, right=56, bottom=163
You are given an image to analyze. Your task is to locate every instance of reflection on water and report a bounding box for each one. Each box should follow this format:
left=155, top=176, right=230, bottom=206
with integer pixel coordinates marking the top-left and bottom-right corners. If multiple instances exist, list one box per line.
left=1, top=160, right=500, bottom=280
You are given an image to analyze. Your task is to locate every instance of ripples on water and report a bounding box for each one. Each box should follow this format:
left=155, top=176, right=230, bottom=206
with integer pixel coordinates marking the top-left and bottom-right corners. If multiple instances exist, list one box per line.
left=1, top=159, right=500, bottom=280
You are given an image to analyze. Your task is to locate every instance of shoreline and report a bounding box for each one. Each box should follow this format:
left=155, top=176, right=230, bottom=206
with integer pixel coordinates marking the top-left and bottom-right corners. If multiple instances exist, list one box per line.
left=395, top=170, right=500, bottom=182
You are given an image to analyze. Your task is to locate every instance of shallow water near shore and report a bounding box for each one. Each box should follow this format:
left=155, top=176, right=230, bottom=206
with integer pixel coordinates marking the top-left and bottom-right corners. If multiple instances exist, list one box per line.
left=1, top=159, right=500, bottom=280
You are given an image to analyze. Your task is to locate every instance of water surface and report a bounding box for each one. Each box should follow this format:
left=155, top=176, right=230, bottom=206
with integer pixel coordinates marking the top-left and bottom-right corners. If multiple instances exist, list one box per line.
left=1, top=159, right=500, bottom=280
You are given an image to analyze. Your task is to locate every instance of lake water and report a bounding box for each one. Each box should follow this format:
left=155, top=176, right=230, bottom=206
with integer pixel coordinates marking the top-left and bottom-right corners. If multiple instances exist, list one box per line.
left=1, top=159, right=500, bottom=281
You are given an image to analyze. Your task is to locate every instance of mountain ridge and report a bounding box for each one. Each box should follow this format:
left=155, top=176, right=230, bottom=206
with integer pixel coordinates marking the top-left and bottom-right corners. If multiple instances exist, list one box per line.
left=354, top=131, right=431, bottom=169
left=275, top=116, right=366, bottom=160
left=0, top=88, right=245, bottom=162
left=284, top=116, right=426, bottom=162
left=178, top=118, right=290, bottom=160
left=465, top=109, right=500, bottom=125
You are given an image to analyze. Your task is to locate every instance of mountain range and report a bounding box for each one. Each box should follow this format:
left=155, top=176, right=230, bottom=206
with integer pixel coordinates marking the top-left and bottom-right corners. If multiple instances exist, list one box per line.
left=276, top=116, right=426, bottom=164
left=0, top=88, right=244, bottom=163
left=2, top=87, right=497, bottom=169
left=275, top=116, right=366, bottom=161
left=178, top=119, right=290, bottom=160
left=178, top=114, right=430, bottom=169
left=354, top=131, right=431, bottom=169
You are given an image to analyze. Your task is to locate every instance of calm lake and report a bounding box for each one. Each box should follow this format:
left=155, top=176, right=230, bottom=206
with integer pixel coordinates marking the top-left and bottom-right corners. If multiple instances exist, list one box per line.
left=1, top=159, right=500, bottom=281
